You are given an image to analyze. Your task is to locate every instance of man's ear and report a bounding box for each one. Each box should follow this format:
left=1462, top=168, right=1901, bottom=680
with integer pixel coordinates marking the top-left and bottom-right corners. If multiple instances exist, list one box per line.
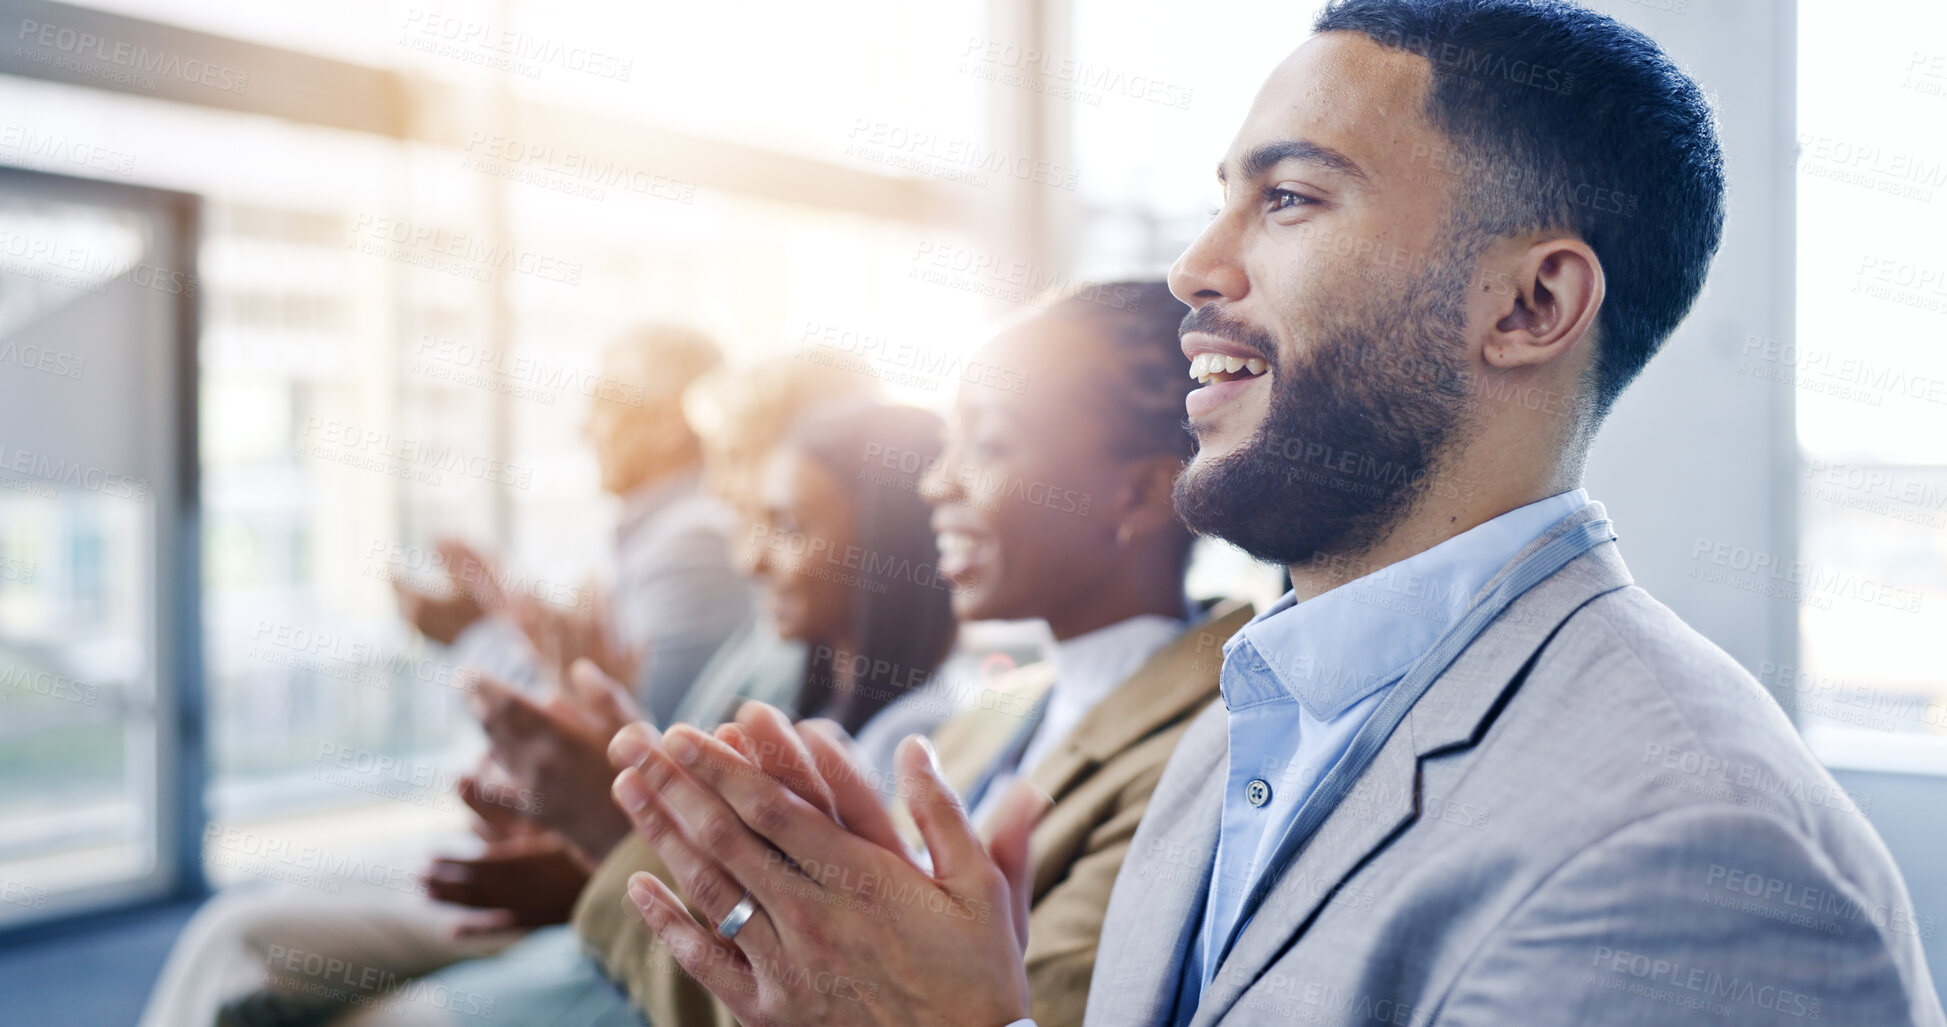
left=1481, top=236, right=1604, bottom=370
left=1113, top=453, right=1189, bottom=542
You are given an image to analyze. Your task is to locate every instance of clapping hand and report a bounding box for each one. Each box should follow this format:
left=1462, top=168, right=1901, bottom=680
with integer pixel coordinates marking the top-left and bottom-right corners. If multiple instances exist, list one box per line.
left=423, top=832, right=595, bottom=937
left=605, top=701, right=1048, bottom=1027
left=511, top=587, right=643, bottom=691
left=467, top=660, right=643, bottom=859
left=391, top=539, right=506, bottom=646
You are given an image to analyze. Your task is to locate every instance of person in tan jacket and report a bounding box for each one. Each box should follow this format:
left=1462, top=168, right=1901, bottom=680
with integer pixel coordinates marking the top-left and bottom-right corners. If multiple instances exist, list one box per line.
left=590, top=281, right=1251, bottom=1027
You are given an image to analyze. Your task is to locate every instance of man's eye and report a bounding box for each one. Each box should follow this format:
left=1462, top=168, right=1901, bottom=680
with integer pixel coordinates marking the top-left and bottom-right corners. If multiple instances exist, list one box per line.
left=1268, top=188, right=1316, bottom=212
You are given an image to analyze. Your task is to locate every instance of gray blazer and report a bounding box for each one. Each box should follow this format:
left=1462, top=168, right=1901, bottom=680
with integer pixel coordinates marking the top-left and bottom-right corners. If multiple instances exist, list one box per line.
left=609, top=471, right=753, bottom=726
left=1088, top=501, right=1945, bottom=1026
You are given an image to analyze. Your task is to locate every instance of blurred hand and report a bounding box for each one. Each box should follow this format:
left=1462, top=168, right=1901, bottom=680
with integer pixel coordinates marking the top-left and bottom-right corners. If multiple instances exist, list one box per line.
left=510, top=588, right=643, bottom=689
left=422, top=832, right=594, bottom=937
left=469, top=663, right=641, bottom=859
left=457, top=758, right=546, bottom=843
left=391, top=539, right=506, bottom=645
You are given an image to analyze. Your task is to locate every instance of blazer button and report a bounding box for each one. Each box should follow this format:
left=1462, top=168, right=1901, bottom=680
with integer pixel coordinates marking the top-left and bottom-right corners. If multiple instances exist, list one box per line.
left=1245, top=778, right=1272, bottom=807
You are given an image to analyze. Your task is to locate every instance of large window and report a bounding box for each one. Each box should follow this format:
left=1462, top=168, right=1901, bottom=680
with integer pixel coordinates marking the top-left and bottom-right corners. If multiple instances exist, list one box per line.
left=0, top=0, right=1002, bottom=917
left=1794, top=1, right=1947, bottom=771
left=0, top=167, right=195, bottom=925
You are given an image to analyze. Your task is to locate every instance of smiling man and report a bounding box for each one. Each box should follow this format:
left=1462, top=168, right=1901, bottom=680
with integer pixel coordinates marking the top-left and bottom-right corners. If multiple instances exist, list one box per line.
left=605, top=2, right=1947, bottom=1025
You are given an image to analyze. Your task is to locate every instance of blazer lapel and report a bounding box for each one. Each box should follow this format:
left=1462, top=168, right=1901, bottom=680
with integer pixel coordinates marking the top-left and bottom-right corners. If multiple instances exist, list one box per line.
left=1023, top=601, right=1253, bottom=899
left=1407, top=509, right=1633, bottom=760
left=1086, top=700, right=1231, bottom=1026
left=937, top=662, right=1057, bottom=796
left=1190, top=503, right=1635, bottom=1024
left=1029, top=601, right=1254, bottom=802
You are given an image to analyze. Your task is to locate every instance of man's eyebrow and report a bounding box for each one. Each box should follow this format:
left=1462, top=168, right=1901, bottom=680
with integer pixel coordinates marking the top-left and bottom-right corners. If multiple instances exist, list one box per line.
left=1217, top=139, right=1369, bottom=184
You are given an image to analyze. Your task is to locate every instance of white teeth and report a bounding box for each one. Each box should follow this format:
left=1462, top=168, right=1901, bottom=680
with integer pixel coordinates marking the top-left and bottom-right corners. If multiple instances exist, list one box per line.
left=936, top=531, right=974, bottom=558
left=1189, top=351, right=1268, bottom=384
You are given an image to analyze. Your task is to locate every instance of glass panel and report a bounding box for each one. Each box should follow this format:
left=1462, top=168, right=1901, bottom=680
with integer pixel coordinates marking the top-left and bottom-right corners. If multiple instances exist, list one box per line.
left=0, top=184, right=177, bottom=920
left=1795, top=0, right=1947, bottom=770
left=1069, top=0, right=1329, bottom=277
left=0, top=47, right=996, bottom=894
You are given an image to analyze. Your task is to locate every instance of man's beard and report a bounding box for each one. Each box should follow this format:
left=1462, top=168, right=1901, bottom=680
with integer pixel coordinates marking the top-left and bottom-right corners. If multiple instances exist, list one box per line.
left=1172, top=257, right=1475, bottom=569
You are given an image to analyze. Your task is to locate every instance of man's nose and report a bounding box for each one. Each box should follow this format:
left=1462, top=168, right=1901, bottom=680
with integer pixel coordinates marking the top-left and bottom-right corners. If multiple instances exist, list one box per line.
left=1169, top=213, right=1248, bottom=308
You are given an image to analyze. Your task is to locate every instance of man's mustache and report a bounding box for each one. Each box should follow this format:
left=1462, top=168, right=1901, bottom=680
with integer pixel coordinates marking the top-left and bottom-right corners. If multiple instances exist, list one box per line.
left=1179, top=307, right=1279, bottom=369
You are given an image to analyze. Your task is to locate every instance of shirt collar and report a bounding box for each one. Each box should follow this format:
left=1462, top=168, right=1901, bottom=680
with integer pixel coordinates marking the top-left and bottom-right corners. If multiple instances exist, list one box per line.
left=1046, top=613, right=1185, bottom=720
left=1222, top=489, right=1590, bottom=719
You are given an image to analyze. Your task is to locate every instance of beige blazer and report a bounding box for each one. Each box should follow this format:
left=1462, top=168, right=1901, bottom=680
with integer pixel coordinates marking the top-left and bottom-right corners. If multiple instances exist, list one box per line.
left=573, top=601, right=1252, bottom=1027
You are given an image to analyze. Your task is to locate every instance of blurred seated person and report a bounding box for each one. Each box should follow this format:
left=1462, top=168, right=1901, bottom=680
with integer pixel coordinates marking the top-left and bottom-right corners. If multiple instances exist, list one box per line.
left=662, top=355, right=884, bottom=731
left=318, top=399, right=959, bottom=1026
left=392, top=324, right=749, bottom=726
left=597, top=281, right=1252, bottom=1027
left=457, top=359, right=887, bottom=867
left=463, top=397, right=960, bottom=864
left=136, top=347, right=862, bottom=1027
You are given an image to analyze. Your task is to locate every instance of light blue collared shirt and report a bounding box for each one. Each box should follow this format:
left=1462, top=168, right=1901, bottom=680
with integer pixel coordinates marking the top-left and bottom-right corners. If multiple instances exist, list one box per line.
left=1174, top=489, right=1590, bottom=1020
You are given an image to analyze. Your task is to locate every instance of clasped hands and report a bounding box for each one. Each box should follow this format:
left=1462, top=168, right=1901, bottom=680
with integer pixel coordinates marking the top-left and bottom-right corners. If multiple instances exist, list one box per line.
left=606, top=702, right=1051, bottom=1027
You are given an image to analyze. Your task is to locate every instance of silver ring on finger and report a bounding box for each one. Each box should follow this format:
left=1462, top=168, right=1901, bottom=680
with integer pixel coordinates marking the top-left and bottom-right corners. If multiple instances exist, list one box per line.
left=716, top=890, right=758, bottom=941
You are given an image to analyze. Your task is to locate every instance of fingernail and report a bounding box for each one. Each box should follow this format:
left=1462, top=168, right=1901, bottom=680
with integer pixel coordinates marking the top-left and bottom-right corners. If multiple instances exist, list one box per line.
left=1027, top=781, right=1054, bottom=816
left=609, top=723, right=660, bottom=769
left=614, top=768, right=652, bottom=815
left=916, top=734, right=942, bottom=772
left=666, top=729, right=700, bottom=766
left=626, top=873, right=656, bottom=911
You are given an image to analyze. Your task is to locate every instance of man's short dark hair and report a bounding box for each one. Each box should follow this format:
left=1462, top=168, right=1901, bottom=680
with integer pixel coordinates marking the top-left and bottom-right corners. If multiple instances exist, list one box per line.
left=1314, top=0, right=1726, bottom=418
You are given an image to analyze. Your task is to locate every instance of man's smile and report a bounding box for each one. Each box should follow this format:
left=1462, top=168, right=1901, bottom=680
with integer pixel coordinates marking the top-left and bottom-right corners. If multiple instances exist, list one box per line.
left=1188, top=352, right=1269, bottom=384
left=1182, top=331, right=1273, bottom=421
